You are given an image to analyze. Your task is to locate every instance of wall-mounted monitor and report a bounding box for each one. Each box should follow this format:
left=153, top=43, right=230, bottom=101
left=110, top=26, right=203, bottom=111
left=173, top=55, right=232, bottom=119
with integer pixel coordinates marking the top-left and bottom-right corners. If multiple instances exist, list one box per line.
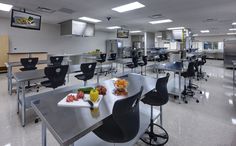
left=117, top=29, right=129, bottom=38
left=11, top=9, right=41, bottom=30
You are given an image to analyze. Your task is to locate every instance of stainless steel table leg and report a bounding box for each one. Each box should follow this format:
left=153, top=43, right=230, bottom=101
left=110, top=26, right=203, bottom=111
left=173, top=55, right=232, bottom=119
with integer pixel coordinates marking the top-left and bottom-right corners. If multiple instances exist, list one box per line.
left=21, top=82, right=26, bottom=127
left=97, top=68, right=99, bottom=84
left=42, top=122, right=47, bottom=146
left=9, top=67, right=13, bottom=95
left=17, top=82, right=20, bottom=114
left=122, top=64, right=124, bottom=75
left=233, top=65, right=235, bottom=87
left=178, top=71, right=181, bottom=104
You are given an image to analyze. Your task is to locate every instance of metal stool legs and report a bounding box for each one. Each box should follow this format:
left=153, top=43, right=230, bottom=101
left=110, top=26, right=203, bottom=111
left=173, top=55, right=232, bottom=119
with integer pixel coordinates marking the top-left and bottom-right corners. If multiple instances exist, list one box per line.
left=140, top=106, right=169, bottom=146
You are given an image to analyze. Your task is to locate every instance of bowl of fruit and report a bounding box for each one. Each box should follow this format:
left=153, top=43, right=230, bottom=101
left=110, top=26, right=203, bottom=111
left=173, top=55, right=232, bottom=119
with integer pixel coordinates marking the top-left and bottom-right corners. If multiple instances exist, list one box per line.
left=114, top=79, right=129, bottom=91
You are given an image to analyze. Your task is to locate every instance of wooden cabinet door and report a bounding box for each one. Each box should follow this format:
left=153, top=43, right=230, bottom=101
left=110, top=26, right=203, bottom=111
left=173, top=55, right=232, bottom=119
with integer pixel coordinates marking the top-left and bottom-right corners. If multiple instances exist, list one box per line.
left=0, top=35, right=9, bottom=67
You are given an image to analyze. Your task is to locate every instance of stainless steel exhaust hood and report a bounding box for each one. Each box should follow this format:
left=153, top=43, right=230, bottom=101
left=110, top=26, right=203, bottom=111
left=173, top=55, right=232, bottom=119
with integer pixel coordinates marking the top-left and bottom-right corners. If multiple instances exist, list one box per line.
left=60, top=20, right=95, bottom=37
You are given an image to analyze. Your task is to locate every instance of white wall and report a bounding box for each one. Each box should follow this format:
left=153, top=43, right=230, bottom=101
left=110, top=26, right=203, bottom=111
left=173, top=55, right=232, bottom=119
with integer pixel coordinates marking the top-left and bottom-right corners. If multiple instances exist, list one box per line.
left=0, top=17, right=112, bottom=54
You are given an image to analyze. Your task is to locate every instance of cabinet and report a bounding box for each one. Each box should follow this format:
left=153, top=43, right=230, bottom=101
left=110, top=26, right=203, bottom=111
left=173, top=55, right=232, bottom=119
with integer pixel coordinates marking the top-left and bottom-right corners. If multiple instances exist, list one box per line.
left=0, top=35, right=9, bottom=72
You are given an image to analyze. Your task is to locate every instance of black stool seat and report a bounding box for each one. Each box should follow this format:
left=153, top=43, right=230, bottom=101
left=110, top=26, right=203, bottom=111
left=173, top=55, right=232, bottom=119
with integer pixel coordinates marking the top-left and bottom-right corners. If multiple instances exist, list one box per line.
left=74, top=62, right=97, bottom=86
left=142, top=91, right=168, bottom=106
left=74, top=74, right=86, bottom=80
left=20, top=67, right=37, bottom=71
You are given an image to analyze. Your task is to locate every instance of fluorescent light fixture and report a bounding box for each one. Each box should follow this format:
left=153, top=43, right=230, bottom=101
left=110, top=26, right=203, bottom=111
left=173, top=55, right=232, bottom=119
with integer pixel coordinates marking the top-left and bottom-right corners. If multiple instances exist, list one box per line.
left=192, top=34, right=199, bottom=37
left=130, top=30, right=142, bottom=33
left=112, top=2, right=145, bottom=13
left=200, top=30, right=210, bottom=33
left=0, top=2, right=13, bottom=12
left=232, top=118, right=236, bottom=125
left=227, top=32, right=236, bottom=35
left=106, top=26, right=121, bottom=29
left=229, top=28, right=236, bottom=31
left=167, top=27, right=185, bottom=30
left=232, top=22, right=236, bottom=25
left=149, top=19, right=173, bottom=24
left=157, top=35, right=162, bottom=38
left=78, top=17, right=101, bottom=23
left=229, top=99, right=233, bottom=105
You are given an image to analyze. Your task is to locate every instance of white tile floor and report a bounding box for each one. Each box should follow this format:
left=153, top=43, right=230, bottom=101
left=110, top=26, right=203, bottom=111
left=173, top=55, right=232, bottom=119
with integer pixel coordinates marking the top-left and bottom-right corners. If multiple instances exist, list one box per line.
left=0, top=60, right=235, bottom=146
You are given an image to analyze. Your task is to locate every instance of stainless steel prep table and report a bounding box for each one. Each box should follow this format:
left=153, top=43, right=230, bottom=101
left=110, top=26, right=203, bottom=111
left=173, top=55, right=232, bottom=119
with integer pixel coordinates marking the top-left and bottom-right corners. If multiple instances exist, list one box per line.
left=5, top=60, right=48, bottom=95
left=13, top=69, right=46, bottom=126
left=31, top=73, right=159, bottom=146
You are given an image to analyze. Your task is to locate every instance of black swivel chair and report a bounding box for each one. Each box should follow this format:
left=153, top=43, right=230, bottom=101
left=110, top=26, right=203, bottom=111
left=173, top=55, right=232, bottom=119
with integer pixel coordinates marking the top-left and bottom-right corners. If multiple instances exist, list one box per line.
left=107, top=53, right=117, bottom=75
left=126, top=56, right=139, bottom=72
left=96, top=53, right=107, bottom=74
left=41, top=65, right=69, bottom=89
left=74, top=62, right=97, bottom=86
left=20, top=58, right=38, bottom=71
left=141, top=73, right=170, bottom=146
left=20, top=57, right=39, bottom=89
left=181, top=62, right=199, bottom=103
left=197, top=55, right=209, bottom=81
left=138, top=56, right=148, bottom=75
left=50, top=56, right=64, bottom=66
left=93, top=87, right=143, bottom=144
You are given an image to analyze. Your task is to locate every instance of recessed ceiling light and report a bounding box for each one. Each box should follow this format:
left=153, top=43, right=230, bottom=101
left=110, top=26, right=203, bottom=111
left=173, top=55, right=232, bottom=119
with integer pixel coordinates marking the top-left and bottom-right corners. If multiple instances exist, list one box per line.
left=227, top=32, right=236, bottom=35
left=229, top=28, right=236, bottom=31
left=78, top=17, right=101, bottom=23
left=106, top=26, right=121, bottom=29
left=149, top=19, right=173, bottom=24
left=192, top=34, right=199, bottom=37
left=0, top=2, right=13, bottom=12
left=167, top=27, right=185, bottom=30
left=112, top=2, right=145, bottom=13
left=157, top=35, right=162, bottom=38
left=130, top=30, right=142, bottom=33
left=200, top=30, right=210, bottom=33
left=232, top=22, right=236, bottom=25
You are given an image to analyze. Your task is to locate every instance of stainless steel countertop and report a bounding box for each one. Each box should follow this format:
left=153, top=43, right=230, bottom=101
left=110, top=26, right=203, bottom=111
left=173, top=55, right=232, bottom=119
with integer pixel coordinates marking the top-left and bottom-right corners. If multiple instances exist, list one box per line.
left=31, top=73, right=156, bottom=146
left=13, top=69, right=45, bottom=82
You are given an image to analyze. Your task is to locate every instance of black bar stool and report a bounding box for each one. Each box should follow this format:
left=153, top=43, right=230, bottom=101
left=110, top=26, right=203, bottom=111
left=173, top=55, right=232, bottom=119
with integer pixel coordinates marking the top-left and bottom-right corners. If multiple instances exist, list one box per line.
left=41, top=65, right=69, bottom=89
left=138, top=56, right=148, bottom=75
left=20, top=57, right=38, bottom=89
left=49, top=56, right=64, bottom=66
left=96, top=53, right=107, bottom=74
left=141, top=73, right=170, bottom=146
left=74, top=62, right=97, bottom=86
left=93, top=87, right=143, bottom=144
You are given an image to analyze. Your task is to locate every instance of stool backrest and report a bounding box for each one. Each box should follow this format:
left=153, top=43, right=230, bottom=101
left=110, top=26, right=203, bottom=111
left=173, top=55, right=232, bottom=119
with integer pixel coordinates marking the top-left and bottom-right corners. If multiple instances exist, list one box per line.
left=110, top=53, right=116, bottom=60
left=50, top=56, right=64, bottom=66
left=155, top=73, right=170, bottom=104
left=80, top=62, right=97, bottom=80
left=44, top=65, right=69, bottom=89
left=132, top=56, right=139, bottom=67
left=99, top=53, right=107, bottom=62
left=112, top=87, right=143, bottom=142
left=142, top=56, right=148, bottom=65
left=186, top=62, right=195, bottom=77
left=20, top=58, right=38, bottom=70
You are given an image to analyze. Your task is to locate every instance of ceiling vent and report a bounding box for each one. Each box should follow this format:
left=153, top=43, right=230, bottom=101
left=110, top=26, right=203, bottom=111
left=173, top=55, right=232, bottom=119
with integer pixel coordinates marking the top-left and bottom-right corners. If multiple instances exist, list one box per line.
left=58, top=8, right=75, bottom=14
left=37, top=7, right=56, bottom=13
left=149, top=14, right=163, bottom=19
